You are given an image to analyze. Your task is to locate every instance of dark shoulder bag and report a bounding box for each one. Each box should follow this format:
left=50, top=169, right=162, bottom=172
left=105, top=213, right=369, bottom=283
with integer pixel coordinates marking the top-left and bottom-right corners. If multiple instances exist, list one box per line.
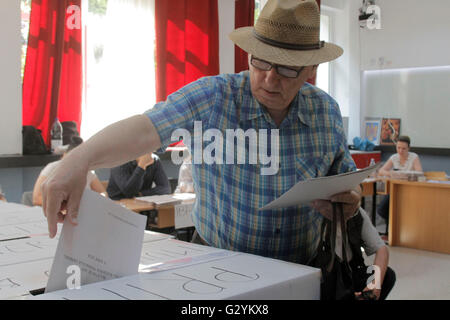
left=311, top=203, right=362, bottom=300
left=22, top=126, right=49, bottom=155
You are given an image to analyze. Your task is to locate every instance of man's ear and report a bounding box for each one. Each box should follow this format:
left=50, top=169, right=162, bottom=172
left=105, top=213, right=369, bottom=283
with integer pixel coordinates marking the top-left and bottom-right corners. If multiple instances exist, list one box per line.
left=307, top=65, right=319, bottom=79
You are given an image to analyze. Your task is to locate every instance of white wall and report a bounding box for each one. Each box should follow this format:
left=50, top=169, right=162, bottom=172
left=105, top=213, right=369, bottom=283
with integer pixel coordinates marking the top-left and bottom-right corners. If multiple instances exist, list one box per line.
left=362, top=66, right=450, bottom=148
left=360, top=0, right=450, bottom=70
left=218, top=0, right=235, bottom=74
left=322, top=0, right=362, bottom=144
left=325, top=0, right=450, bottom=143
left=358, top=0, right=450, bottom=145
left=0, top=1, right=22, bottom=155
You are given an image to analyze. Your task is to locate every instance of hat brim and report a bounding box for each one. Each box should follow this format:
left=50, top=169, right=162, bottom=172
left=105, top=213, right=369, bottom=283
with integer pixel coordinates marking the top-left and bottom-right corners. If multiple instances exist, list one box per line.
left=229, top=26, right=343, bottom=67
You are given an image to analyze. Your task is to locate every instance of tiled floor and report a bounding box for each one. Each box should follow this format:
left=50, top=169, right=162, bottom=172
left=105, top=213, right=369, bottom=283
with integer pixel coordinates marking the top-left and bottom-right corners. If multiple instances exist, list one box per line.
left=364, top=245, right=450, bottom=300
left=363, top=202, right=450, bottom=300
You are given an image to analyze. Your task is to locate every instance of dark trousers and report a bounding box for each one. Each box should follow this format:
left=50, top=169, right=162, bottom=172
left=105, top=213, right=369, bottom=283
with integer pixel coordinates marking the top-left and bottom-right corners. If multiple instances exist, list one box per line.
left=378, top=267, right=396, bottom=300
left=377, top=195, right=390, bottom=221
left=322, top=262, right=396, bottom=300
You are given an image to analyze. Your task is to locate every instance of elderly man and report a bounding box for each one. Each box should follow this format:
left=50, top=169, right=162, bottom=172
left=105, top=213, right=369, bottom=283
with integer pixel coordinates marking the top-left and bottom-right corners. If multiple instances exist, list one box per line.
left=42, top=0, right=376, bottom=289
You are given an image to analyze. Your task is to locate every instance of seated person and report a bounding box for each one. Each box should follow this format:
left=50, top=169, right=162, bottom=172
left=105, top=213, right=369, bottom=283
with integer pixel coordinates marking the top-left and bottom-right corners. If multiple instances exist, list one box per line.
left=33, top=137, right=106, bottom=206
left=377, top=135, right=423, bottom=222
left=107, top=153, right=171, bottom=200
left=311, top=207, right=395, bottom=300
left=174, top=152, right=194, bottom=194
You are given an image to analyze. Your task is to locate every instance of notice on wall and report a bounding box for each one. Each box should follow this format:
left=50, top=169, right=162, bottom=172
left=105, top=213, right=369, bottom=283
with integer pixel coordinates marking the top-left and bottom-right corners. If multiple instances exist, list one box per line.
left=174, top=202, right=194, bottom=229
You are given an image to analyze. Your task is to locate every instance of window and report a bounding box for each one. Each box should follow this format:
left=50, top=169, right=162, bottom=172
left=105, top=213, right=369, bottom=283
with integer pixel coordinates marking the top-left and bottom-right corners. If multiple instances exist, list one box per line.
left=316, top=14, right=330, bottom=93
left=21, top=0, right=31, bottom=82
left=81, top=0, right=156, bottom=140
left=254, top=0, right=268, bottom=21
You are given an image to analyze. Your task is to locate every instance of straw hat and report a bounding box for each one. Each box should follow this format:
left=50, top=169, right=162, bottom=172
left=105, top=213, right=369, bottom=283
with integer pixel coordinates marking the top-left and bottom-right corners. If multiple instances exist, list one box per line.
left=229, top=0, right=343, bottom=67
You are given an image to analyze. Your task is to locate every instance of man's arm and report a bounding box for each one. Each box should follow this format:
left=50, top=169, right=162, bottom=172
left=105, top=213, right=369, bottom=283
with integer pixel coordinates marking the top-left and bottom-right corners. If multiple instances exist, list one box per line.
left=310, top=102, right=362, bottom=221
left=355, top=245, right=389, bottom=300
left=41, top=115, right=161, bottom=238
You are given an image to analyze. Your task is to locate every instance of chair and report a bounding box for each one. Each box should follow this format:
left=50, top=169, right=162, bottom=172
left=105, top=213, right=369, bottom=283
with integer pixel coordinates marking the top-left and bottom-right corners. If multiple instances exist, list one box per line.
left=21, top=191, right=34, bottom=206
left=424, top=171, right=447, bottom=181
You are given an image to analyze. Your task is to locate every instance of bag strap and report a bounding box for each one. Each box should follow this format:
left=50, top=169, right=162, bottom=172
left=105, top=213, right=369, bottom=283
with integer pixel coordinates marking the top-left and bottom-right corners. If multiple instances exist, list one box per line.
left=326, top=202, right=338, bottom=273
left=339, top=203, right=349, bottom=264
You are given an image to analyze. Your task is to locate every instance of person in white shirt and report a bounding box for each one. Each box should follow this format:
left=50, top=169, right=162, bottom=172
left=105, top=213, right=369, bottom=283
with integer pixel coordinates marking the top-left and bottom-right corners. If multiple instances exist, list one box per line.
left=174, top=152, right=194, bottom=194
left=377, top=135, right=423, bottom=223
left=32, top=137, right=106, bottom=206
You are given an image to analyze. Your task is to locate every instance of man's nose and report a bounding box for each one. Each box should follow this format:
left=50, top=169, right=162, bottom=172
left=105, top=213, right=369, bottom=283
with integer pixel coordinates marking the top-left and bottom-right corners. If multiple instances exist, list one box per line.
left=264, top=67, right=280, bottom=85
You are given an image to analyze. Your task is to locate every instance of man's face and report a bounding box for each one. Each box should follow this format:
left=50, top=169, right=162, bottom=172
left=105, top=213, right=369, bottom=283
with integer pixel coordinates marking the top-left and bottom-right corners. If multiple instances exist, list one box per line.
left=249, top=55, right=317, bottom=112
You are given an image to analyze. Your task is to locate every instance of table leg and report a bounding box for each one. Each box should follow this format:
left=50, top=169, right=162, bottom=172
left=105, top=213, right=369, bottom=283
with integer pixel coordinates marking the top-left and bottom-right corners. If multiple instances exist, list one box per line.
left=371, top=181, right=377, bottom=226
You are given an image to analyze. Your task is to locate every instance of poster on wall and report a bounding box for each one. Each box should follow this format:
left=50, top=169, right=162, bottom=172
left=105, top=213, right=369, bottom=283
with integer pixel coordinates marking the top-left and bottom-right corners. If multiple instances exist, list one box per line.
left=364, top=118, right=381, bottom=145
left=380, top=118, right=401, bottom=145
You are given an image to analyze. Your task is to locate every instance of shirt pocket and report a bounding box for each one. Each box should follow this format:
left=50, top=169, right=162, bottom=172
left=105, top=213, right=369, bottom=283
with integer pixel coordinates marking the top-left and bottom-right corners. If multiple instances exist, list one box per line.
left=295, top=153, right=333, bottom=181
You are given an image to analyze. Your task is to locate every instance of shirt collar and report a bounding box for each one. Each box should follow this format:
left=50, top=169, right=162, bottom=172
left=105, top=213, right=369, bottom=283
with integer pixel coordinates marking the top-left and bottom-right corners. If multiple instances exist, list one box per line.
left=296, top=90, right=312, bottom=127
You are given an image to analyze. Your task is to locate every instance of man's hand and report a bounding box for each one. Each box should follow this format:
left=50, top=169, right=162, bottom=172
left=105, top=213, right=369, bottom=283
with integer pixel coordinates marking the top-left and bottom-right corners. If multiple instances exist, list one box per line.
left=311, top=186, right=362, bottom=221
left=355, top=288, right=381, bottom=300
left=41, top=153, right=88, bottom=238
left=137, top=153, right=154, bottom=169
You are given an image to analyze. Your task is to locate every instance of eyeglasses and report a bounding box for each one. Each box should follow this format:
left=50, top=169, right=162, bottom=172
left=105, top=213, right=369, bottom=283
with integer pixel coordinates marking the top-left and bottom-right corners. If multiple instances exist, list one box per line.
left=250, top=56, right=305, bottom=78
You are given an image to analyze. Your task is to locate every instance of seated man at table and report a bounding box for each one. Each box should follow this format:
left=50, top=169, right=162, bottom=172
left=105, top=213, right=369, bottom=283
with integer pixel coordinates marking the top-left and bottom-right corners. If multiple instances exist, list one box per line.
left=33, top=137, right=106, bottom=206
left=107, top=153, right=171, bottom=200
left=376, top=135, right=423, bottom=225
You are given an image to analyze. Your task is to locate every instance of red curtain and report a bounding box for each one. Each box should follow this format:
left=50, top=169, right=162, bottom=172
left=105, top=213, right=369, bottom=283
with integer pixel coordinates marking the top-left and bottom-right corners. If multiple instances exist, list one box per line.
left=155, top=0, right=219, bottom=103
left=235, top=0, right=254, bottom=73
left=23, top=0, right=82, bottom=147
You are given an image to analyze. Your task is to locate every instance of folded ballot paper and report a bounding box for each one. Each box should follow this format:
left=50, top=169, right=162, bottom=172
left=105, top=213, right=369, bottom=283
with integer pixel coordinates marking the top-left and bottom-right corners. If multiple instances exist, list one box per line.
left=45, top=189, right=147, bottom=293
left=260, top=163, right=381, bottom=210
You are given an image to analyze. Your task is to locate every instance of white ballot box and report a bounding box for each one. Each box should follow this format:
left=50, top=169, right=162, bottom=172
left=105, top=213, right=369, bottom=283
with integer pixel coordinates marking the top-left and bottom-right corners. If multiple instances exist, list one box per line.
left=31, top=240, right=320, bottom=300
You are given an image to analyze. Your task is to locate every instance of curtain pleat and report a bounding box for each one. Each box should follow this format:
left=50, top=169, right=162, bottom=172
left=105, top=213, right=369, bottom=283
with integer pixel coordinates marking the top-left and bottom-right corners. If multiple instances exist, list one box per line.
left=234, top=0, right=255, bottom=73
left=155, top=0, right=219, bottom=103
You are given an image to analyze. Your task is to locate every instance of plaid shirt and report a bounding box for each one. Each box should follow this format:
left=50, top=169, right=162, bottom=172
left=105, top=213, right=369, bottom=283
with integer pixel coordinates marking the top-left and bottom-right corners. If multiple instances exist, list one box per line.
left=145, top=71, right=356, bottom=264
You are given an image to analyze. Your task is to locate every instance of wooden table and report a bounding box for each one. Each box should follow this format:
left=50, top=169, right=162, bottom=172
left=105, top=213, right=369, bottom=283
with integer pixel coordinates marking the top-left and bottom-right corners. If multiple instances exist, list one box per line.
left=388, top=179, right=450, bottom=254
left=117, top=197, right=195, bottom=230
left=117, top=198, right=155, bottom=212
